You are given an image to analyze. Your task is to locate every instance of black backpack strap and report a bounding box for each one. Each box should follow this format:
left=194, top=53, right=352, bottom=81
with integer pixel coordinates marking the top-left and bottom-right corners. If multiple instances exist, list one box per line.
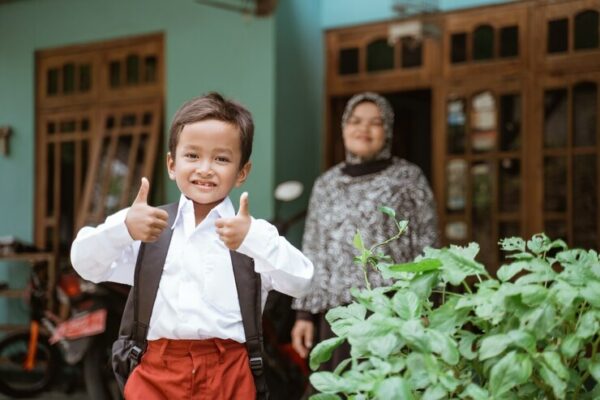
left=132, top=202, right=178, bottom=346
left=230, top=251, right=269, bottom=400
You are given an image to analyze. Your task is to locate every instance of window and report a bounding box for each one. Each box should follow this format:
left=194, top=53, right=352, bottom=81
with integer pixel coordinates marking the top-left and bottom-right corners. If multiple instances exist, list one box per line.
left=574, top=10, right=599, bottom=50
left=473, top=25, right=494, bottom=60
left=366, top=39, right=394, bottom=72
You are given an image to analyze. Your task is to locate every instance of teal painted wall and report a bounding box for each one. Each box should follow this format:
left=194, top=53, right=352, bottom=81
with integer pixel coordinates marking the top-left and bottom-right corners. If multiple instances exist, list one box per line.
left=0, top=0, right=275, bottom=325
left=321, top=0, right=514, bottom=29
left=274, top=0, right=324, bottom=247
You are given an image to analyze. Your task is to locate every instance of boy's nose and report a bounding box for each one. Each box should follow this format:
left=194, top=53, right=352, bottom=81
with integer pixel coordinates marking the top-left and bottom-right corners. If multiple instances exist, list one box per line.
left=195, top=161, right=214, bottom=176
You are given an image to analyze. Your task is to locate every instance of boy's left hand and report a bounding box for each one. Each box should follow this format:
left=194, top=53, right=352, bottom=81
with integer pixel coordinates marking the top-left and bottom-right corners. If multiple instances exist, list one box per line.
left=215, top=192, right=251, bottom=250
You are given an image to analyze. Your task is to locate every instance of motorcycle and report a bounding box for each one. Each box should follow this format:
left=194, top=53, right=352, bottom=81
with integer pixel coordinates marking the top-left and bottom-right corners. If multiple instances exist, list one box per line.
left=0, top=261, right=127, bottom=399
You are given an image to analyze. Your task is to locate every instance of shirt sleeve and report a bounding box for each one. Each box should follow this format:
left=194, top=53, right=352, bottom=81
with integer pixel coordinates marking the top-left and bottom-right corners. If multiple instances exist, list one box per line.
left=69, top=208, right=140, bottom=285
left=237, top=218, right=314, bottom=298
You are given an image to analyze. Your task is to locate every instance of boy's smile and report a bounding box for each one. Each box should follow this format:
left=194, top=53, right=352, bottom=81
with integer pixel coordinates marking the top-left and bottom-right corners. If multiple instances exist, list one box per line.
left=167, top=119, right=250, bottom=220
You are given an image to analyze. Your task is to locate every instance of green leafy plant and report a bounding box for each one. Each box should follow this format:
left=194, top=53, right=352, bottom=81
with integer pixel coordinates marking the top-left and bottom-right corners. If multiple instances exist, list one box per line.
left=309, top=208, right=600, bottom=399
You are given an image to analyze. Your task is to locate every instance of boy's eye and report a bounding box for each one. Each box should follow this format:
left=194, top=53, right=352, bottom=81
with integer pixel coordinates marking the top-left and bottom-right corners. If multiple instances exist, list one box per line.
left=184, top=153, right=198, bottom=159
left=216, top=156, right=230, bottom=163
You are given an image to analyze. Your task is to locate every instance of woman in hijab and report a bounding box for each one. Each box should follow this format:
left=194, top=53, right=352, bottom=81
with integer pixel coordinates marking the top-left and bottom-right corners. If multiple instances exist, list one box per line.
left=291, top=92, right=439, bottom=370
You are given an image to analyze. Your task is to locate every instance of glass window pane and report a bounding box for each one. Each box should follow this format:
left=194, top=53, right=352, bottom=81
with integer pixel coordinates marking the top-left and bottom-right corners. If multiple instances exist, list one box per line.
left=471, top=91, right=497, bottom=153
left=545, top=220, right=567, bottom=242
left=121, top=114, right=137, bottom=127
left=79, top=64, right=91, bottom=92
left=499, top=158, right=520, bottom=213
left=62, top=63, right=75, bottom=94
left=144, top=56, right=157, bottom=83
left=473, top=25, right=494, bottom=61
left=445, top=221, right=468, bottom=242
left=447, top=99, right=466, bottom=154
left=128, top=134, right=149, bottom=204
left=126, top=54, right=140, bottom=84
left=575, top=10, right=599, bottom=50
left=573, top=82, right=597, bottom=147
left=60, top=142, right=75, bottom=252
left=90, top=137, right=111, bottom=219
left=544, top=88, right=568, bottom=148
left=499, top=26, right=519, bottom=58
left=547, top=18, right=569, bottom=53
left=451, top=33, right=467, bottom=63
left=339, top=48, right=359, bottom=75
left=573, top=155, right=597, bottom=249
left=472, top=162, right=495, bottom=266
left=401, top=37, right=422, bottom=68
left=500, top=94, right=521, bottom=151
left=366, top=39, right=394, bottom=72
left=81, top=118, right=89, bottom=132
left=47, top=122, right=56, bottom=135
left=446, top=159, right=467, bottom=213
left=59, top=120, right=76, bottom=133
left=47, top=68, right=59, bottom=96
left=109, top=61, right=121, bottom=88
left=46, top=143, right=55, bottom=217
left=544, top=156, right=567, bottom=212
left=105, top=135, right=133, bottom=215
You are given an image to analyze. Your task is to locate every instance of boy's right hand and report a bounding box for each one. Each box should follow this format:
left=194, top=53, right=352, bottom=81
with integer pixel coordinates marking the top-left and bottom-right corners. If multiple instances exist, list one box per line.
left=125, top=177, right=169, bottom=242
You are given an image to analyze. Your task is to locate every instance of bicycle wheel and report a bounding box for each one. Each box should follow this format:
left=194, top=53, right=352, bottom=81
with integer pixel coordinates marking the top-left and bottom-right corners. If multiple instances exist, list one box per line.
left=0, top=330, right=57, bottom=398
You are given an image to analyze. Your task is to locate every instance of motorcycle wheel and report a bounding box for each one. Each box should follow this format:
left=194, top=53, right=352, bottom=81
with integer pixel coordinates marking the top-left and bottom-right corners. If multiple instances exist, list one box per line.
left=83, top=336, right=122, bottom=400
left=0, top=330, right=57, bottom=398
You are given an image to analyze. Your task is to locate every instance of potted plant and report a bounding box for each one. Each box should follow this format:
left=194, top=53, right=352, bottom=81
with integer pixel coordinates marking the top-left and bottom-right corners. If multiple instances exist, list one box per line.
left=309, top=208, right=600, bottom=399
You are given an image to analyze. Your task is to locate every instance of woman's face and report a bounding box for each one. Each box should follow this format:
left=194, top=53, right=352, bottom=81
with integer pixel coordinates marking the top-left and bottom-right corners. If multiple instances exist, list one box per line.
left=342, top=101, right=386, bottom=160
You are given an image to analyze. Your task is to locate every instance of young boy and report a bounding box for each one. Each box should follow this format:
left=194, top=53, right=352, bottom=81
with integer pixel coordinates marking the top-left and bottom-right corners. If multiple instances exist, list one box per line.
left=70, top=92, right=314, bottom=399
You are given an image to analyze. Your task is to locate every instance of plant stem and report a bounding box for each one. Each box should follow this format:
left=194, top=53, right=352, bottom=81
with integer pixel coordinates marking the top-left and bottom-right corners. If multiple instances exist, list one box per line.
left=362, top=264, right=371, bottom=291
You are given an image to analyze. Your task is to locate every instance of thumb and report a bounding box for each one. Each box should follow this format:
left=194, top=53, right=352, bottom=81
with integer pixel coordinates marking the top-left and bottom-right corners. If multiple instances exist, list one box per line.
left=132, top=177, right=150, bottom=205
left=237, top=192, right=249, bottom=217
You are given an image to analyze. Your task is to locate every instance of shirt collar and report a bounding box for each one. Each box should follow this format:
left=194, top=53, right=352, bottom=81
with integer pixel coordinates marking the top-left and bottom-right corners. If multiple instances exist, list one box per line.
left=172, top=194, right=236, bottom=229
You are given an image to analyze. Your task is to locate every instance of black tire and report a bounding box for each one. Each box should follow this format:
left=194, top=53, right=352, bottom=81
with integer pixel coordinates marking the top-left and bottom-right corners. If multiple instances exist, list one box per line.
left=83, top=336, right=122, bottom=400
left=0, top=330, right=57, bottom=398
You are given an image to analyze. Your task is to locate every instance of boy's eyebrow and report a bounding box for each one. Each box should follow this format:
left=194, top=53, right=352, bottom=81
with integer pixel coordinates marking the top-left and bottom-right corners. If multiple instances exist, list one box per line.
left=180, top=144, right=234, bottom=154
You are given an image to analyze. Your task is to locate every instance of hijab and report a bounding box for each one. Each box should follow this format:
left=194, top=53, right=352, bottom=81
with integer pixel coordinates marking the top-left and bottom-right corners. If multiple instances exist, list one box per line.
left=341, top=92, right=395, bottom=177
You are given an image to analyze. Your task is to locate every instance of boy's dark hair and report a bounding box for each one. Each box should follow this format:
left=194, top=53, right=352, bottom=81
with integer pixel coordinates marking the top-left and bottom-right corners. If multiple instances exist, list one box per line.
left=168, top=92, right=254, bottom=168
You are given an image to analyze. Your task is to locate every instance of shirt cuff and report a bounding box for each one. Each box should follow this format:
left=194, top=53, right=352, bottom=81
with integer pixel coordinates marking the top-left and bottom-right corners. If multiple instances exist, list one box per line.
left=99, top=207, right=136, bottom=247
left=237, top=218, right=277, bottom=269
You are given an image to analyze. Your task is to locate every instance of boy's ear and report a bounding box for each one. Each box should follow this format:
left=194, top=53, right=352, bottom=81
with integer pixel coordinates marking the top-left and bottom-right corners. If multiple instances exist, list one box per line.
left=235, top=161, right=252, bottom=187
left=166, top=152, right=176, bottom=180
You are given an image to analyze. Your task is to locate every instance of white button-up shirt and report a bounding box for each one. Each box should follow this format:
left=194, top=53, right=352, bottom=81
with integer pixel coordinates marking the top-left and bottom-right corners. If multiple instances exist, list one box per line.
left=70, top=195, right=314, bottom=342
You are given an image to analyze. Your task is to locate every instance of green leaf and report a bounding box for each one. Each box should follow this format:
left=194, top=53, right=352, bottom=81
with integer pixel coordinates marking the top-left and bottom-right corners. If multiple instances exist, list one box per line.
left=489, top=351, right=532, bottom=396
left=374, top=377, right=414, bottom=400
left=310, top=337, right=346, bottom=371
left=497, top=260, right=528, bottom=282
left=538, top=361, right=567, bottom=399
left=520, top=284, right=549, bottom=306
left=388, top=258, right=442, bottom=273
left=499, top=237, right=526, bottom=252
left=479, top=333, right=511, bottom=360
left=422, top=384, right=446, bottom=400
left=369, top=357, right=392, bottom=376
left=429, top=244, right=486, bottom=285
left=520, top=304, right=556, bottom=339
left=309, top=394, right=342, bottom=400
left=428, top=297, right=469, bottom=335
left=399, top=319, right=429, bottom=352
left=309, top=372, right=349, bottom=394
left=576, top=310, right=599, bottom=339
left=541, top=351, right=570, bottom=381
left=367, top=333, right=400, bottom=359
left=332, top=358, right=351, bottom=376
left=353, top=230, right=365, bottom=251
left=458, top=331, right=478, bottom=360
left=392, top=291, right=421, bottom=320
left=580, top=281, right=600, bottom=308
left=428, top=329, right=459, bottom=365
left=408, top=271, right=439, bottom=300
left=589, top=356, right=600, bottom=382
left=379, top=205, right=396, bottom=219
left=326, top=303, right=367, bottom=337
left=560, top=334, right=582, bottom=358
left=460, top=383, right=490, bottom=400
left=351, top=288, right=394, bottom=316
left=397, top=220, right=409, bottom=232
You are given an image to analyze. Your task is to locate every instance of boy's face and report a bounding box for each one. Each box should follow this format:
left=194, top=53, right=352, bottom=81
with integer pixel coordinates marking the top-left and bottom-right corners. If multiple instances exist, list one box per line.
left=167, top=119, right=251, bottom=207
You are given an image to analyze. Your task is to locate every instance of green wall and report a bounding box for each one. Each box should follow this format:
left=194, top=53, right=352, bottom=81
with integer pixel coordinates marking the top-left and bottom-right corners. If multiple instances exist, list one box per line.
left=0, top=0, right=276, bottom=325
left=274, top=0, right=323, bottom=247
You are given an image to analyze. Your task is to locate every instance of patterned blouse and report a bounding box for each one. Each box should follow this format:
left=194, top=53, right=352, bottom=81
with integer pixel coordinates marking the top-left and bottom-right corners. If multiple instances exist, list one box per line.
left=292, top=157, right=439, bottom=314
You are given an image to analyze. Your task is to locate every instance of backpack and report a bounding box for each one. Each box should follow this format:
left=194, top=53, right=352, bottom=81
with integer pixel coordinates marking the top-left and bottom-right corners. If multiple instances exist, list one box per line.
left=111, top=202, right=269, bottom=399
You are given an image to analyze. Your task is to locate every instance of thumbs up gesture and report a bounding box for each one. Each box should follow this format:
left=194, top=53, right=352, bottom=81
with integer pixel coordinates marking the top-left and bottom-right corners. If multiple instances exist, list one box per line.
left=215, top=192, right=252, bottom=250
left=125, top=177, right=169, bottom=242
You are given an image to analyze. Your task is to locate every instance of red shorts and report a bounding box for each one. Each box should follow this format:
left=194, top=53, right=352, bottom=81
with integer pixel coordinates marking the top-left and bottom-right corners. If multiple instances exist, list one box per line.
left=124, top=338, right=256, bottom=400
